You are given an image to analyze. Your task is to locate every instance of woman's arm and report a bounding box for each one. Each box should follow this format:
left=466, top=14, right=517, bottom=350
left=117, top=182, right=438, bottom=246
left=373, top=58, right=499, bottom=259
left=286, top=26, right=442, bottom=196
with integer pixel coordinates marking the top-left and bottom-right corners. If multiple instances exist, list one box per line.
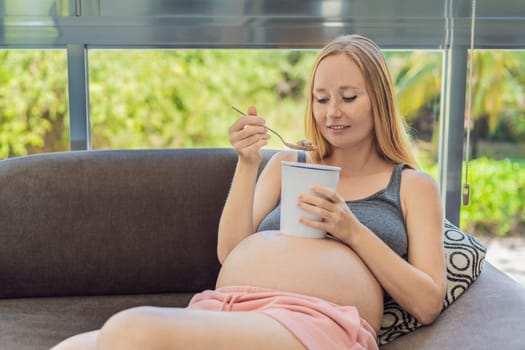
left=217, top=107, right=268, bottom=263
left=217, top=150, right=296, bottom=263
left=349, top=171, right=446, bottom=324
left=217, top=159, right=260, bottom=264
left=299, top=170, right=447, bottom=325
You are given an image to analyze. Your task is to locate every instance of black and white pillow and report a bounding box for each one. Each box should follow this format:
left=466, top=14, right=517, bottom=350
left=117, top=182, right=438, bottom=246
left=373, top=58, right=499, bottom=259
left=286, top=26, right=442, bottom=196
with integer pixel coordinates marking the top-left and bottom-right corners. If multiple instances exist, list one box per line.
left=377, top=220, right=487, bottom=345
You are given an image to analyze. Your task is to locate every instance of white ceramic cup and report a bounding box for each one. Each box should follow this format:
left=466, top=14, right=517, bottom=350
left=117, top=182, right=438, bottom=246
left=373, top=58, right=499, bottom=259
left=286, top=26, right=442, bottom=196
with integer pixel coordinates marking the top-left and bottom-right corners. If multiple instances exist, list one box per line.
left=280, top=160, right=341, bottom=238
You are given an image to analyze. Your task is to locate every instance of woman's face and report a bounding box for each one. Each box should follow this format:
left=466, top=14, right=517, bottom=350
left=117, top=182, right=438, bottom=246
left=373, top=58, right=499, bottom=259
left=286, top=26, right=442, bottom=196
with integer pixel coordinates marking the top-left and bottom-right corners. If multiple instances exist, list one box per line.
left=312, top=53, right=374, bottom=151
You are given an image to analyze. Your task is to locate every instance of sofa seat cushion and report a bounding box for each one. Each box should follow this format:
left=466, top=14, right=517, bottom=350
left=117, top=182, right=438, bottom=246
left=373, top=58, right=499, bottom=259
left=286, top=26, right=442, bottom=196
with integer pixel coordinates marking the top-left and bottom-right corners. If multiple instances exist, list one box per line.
left=380, top=263, right=525, bottom=349
left=0, top=293, right=194, bottom=350
left=3, top=264, right=524, bottom=350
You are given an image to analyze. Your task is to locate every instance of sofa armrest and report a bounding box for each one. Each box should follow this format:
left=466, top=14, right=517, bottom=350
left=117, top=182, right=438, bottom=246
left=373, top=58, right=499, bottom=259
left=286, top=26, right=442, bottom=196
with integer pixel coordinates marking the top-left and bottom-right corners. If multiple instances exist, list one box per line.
left=381, top=262, right=525, bottom=349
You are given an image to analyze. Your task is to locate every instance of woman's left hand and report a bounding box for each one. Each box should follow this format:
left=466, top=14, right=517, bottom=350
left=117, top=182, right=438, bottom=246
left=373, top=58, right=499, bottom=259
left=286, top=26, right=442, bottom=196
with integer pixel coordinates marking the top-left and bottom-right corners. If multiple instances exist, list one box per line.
left=297, top=185, right=357, bottom=243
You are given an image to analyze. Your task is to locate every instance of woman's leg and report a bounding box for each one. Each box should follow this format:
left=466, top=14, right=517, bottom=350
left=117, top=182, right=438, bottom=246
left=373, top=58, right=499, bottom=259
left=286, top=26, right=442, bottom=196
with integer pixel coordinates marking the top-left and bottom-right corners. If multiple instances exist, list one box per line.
left=52, top=306, right=306, bottom=350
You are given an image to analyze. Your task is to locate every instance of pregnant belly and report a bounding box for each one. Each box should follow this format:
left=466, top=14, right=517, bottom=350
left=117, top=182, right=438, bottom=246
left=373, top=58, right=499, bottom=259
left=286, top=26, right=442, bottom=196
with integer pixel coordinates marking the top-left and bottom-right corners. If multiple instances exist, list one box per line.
left=216, top=231, right=384, bottom=330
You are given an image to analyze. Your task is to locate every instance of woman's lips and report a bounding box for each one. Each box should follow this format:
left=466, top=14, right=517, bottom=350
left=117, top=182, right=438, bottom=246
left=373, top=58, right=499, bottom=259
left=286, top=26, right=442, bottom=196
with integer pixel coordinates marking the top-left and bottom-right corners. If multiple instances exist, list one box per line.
left=327, top=125, right=350, bottom=132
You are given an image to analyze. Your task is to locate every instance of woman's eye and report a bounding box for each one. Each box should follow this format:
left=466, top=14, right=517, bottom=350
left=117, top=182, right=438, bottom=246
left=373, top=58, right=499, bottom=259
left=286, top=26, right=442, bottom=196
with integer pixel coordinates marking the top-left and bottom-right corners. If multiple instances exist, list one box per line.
left=315, top=97, right=329, bottom=104
left=343, top=96, right=358, bottom=102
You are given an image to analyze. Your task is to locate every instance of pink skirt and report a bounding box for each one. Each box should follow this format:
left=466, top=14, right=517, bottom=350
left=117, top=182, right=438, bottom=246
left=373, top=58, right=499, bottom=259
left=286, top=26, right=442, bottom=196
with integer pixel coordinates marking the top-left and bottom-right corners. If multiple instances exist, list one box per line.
left=187, top=286, right=378, bottom=350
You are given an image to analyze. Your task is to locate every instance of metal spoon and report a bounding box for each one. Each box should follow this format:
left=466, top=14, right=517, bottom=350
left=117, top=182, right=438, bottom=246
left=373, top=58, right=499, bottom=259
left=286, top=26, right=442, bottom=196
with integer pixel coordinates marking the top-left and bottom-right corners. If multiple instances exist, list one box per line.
left=231, top=106, right=317, bottom=151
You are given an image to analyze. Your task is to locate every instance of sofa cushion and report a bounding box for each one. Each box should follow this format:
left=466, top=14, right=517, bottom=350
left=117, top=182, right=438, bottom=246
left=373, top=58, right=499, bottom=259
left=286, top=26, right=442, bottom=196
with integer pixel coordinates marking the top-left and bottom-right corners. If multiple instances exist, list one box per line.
left=380, top=263, right=525, bottom=349
left=0, top=149, right=240, bottom=298
left=0, top=293, right=194, bottom=350
left=378, top=221, right=487, bottom=345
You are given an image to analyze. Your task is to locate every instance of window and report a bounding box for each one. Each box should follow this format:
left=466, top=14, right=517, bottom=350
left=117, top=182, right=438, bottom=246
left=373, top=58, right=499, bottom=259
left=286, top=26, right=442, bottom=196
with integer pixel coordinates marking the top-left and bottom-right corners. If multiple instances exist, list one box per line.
left=88, top=49, right=317, bottom=150
left=460, top=50, right=525, bottom=236
left=88, top=48, right=442, bottom=172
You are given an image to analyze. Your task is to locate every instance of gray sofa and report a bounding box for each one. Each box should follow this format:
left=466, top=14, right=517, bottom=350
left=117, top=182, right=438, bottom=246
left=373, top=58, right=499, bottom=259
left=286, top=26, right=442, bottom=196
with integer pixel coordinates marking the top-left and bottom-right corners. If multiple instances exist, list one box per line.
left=1, top=148, right=524, bottom=350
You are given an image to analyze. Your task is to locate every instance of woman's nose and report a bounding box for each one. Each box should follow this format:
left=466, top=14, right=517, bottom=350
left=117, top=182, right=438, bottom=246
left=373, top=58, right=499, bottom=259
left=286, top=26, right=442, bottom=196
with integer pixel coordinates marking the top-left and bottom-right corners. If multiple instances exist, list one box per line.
left=326, top=100, right=342, bottom=118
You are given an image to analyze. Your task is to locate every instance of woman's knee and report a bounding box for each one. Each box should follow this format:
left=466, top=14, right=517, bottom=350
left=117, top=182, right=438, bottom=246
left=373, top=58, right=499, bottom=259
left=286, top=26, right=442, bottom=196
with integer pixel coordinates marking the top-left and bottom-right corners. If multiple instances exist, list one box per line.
left=51, top=330, right=99, bottom=350
left=97, top=306, right=166, bottom=349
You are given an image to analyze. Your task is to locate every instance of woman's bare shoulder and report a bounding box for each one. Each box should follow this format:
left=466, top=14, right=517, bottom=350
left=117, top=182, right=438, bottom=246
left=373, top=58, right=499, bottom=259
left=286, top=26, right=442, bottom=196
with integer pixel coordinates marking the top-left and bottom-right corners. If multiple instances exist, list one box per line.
left=401, top=168, right=439, bottom=192
left=399, top=168, right=441, bottom=210
left=265, top=151, right=301, bottom=166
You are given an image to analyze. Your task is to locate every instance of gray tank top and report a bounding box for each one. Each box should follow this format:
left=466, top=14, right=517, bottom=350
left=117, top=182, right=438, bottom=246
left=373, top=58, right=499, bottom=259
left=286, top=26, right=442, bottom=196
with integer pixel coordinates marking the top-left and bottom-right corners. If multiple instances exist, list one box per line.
left=257, top=152, right=409, bottom=258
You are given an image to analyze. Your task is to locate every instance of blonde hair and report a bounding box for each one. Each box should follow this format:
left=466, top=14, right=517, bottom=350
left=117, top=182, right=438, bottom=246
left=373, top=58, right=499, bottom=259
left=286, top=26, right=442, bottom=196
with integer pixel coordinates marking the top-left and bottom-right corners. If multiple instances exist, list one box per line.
left=305, top=34, right=418, bottom=169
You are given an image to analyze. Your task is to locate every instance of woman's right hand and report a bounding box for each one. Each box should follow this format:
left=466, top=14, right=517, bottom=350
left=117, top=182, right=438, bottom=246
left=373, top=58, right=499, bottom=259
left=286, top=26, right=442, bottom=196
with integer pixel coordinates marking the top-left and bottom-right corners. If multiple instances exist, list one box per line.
left=228, top=106, right=270, bottom=164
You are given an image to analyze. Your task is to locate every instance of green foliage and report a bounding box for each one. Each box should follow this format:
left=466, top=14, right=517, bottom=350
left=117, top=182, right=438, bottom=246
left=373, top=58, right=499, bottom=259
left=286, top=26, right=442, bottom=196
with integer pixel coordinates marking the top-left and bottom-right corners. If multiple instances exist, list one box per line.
left=424, top=158, right=525, bottom=236
left=0, top=50, right=68, bottom=158
left=461, top=158, right=525, bottom=236
left=386, top=50, right=442, bottom=123
left=88, top=49, right=317, bottom=150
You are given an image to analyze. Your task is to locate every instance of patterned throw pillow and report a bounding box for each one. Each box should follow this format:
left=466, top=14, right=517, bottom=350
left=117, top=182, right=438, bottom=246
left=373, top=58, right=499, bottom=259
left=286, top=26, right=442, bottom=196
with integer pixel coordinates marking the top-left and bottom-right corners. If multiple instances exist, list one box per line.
left=377, top=220, right=487, bottom=345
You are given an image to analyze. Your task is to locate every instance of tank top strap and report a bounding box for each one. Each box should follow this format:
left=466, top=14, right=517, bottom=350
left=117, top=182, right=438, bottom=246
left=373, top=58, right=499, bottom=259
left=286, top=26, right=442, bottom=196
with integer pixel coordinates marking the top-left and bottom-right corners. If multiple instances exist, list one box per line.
left=385, top=163, right=408, bottom=197
left=296, top=151, right=307, bottom=163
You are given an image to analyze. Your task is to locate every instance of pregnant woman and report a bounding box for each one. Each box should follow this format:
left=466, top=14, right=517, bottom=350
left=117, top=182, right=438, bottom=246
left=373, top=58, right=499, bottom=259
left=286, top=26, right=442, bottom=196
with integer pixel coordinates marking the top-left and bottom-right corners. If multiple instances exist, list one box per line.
left=53, top=34, right=446, bottom=350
